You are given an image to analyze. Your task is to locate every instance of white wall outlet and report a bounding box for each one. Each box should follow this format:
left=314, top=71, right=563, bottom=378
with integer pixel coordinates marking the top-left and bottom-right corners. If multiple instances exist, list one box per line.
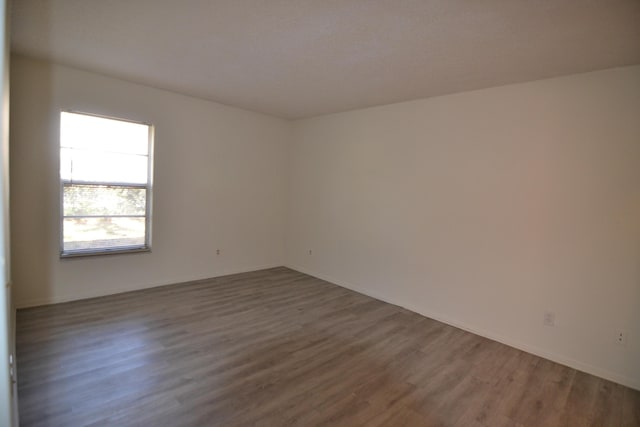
left=616, top=330, right=627, bottom=346
left=543, top=310, right=555, bottom=327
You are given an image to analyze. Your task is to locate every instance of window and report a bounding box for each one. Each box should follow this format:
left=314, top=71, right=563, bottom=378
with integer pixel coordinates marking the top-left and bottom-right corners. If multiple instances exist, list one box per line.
left=60, top=111, right=153, bottom=257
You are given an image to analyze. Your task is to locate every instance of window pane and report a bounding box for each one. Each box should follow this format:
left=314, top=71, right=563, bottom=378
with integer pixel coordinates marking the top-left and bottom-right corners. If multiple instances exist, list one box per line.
left=61, top=112, right=149, bottom=155
left=60, top=111, right=153, bottom=255
left=61, top=148, right=148, bottom=184
left=63, top=217, right=146, bottom=251
left=64, top=185, right=146, bottom=216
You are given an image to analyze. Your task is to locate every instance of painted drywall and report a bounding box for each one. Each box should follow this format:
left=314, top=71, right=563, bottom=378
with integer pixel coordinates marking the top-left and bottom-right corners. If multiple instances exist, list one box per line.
left=1, top=1, right=18, bottom=426
left=286, top=65, right=640, bottom=389
left=10, top=55, right=290, bottom=308
left=9, top=54, right=640, bottom=391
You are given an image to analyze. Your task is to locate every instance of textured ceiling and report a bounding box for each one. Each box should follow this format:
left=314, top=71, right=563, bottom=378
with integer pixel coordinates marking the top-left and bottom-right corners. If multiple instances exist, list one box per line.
left=11, top=0, right=640, bottom=119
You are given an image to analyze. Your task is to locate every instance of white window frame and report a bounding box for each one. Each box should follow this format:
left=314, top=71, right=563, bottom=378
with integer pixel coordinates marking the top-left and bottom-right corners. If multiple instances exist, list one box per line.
left=59, top=111, right=154, bottom=258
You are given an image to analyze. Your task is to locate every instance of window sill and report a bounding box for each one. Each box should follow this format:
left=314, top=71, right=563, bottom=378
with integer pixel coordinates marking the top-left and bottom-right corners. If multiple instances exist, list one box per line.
left=60, top=246, right=151, bottom=259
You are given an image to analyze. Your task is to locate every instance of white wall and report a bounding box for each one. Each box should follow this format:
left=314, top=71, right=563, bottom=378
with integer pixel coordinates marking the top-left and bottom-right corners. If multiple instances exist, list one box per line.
left=10, top=55, right=290, bottom=308
left=9, top=55, right=640, bottom=390
left=1, top=1, right=17, bottom=425
left=286, top=65, right=640, bottom=389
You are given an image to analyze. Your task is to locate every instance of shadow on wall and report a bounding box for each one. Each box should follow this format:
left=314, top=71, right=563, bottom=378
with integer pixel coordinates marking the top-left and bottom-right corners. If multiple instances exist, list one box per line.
left=10, top=53, right=57, bottom=307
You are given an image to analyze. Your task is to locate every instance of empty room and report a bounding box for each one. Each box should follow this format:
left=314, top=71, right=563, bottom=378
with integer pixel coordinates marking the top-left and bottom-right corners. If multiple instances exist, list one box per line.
left=1, top=0, right=639, bottom=426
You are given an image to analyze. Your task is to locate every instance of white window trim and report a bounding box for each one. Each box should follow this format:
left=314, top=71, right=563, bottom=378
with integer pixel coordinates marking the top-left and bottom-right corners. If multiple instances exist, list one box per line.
left=59, top=110, right=154, bottom=258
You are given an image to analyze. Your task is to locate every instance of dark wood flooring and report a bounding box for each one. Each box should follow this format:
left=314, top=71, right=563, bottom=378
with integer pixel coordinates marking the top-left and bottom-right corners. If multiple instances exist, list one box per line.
left=16, top=267, right=640, bottom=426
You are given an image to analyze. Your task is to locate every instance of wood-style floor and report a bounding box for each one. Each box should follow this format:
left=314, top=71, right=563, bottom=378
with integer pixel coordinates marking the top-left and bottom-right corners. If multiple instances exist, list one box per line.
left=16, top=267, right=640, bottom=426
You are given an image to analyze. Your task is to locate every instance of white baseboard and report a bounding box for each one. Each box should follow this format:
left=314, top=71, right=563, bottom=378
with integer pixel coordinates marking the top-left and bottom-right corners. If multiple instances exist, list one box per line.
left=15, top=263, right=282, bottom=309
left=286, top=263, right=640, bottom=391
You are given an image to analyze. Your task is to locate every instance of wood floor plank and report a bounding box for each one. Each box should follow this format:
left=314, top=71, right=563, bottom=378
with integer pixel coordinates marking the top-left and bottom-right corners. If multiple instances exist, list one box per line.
left=16, top=267, right=639, bottom=426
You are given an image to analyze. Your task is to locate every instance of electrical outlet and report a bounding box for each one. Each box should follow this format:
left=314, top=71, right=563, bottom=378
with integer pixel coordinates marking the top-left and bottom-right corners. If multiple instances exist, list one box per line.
left=616, top=330, right=627, bottom=346
left=216, top=249, right=221, bottom=255
left=543, top=311, right=555, bottom=327
left=308, top=249, right=312, bottom=255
